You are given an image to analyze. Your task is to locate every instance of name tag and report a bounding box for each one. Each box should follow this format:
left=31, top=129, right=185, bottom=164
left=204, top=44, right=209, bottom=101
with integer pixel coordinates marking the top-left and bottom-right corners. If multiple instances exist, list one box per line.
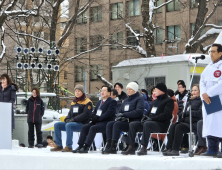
left=124, top=104, right=129, bottom=111
left=151, top=107, right=157, bottom=114
left=73, top=106, right=79, bottom=113
left=96, top=109, right=102, bottom=116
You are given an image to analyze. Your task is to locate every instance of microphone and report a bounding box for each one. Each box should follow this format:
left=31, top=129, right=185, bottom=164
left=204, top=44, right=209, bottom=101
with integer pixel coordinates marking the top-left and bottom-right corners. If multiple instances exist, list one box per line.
left=192, top=55, right=205, bottom=60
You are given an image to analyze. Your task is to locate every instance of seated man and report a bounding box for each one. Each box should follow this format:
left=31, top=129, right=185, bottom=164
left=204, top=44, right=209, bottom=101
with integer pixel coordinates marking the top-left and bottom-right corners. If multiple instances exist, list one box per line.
left=51, top=84, right=93, bottom=152
left=123, top=83, right=174, bottom=155
left=73, top=85, right=117, bottom=153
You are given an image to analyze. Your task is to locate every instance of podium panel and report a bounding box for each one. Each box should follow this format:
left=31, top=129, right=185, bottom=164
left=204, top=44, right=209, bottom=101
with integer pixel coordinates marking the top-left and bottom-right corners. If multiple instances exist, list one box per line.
left=0, top=102, right=12, bottom=149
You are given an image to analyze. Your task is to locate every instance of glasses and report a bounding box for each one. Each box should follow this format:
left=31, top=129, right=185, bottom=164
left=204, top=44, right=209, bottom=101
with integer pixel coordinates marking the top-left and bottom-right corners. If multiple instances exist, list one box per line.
left=208, top=50, right=217, bottom=54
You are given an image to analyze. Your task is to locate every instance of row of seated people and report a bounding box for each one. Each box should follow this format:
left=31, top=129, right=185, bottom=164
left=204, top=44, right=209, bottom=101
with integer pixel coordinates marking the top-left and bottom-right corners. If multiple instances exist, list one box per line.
left=51, top=82, right=203, bottom=156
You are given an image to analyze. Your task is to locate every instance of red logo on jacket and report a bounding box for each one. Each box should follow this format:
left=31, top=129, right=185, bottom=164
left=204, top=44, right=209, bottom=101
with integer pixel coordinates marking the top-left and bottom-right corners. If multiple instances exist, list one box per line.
left=214, top=70, right=221, bottom=78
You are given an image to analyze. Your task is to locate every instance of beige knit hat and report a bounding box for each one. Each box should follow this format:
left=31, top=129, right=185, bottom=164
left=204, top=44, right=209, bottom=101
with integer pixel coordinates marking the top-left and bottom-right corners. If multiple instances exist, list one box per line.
left=74, top=84, right=84, bottom=93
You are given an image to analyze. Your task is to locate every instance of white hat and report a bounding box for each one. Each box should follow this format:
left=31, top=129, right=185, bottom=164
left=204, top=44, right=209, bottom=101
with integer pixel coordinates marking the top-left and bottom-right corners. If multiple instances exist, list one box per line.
left=126, top=82, right=139, bottom=92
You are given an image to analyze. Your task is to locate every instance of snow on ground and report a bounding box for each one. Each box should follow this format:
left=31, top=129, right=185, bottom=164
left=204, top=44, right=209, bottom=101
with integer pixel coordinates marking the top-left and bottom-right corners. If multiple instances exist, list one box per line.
left=0, top=147, right=222, bottom=170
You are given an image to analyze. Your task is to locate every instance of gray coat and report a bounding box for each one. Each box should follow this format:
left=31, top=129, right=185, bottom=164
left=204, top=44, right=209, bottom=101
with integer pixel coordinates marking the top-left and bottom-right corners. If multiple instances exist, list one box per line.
left=0, top=84, right=16, bottom=129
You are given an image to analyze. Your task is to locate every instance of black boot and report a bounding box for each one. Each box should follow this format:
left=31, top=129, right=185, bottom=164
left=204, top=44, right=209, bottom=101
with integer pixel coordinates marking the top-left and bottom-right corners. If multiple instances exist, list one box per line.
left=137, top=145, right=147, bottom=156
left=103, top=140, right=117, bottom=154
left=72, top=145, right=82, bottom=153
left=102, top=139, right=112, bottom=154
left=164, top=150, right=179, bottom=156
left=77, top=144, right=89, bottom=154
left=121, top=145, right=135, bottom=155
left=162, top=148, right=172, bottom=156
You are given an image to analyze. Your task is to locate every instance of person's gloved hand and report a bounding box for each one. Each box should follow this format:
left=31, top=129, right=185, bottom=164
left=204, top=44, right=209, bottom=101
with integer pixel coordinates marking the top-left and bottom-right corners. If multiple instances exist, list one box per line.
left=65, top=119, right=71, bottom=123
left=92, top=115, right=99, bottom=124
left=115, top=117, right=122, bottom=121
left=70, top=118, right=75, bottom=122
left=116, top=113, right=123, bottom=118
left=141, top=116, right=152, bottom=125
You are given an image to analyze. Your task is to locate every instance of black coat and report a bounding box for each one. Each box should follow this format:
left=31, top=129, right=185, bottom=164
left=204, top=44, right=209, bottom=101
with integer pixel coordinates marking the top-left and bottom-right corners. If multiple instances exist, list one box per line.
left=26, top=96, right=45, bottom=123
left=65, top=96, right=93, bottom=124
left=147, top=93, right=174, bottom=132
left=92, top=97, right=117, bottom=123
left=178, top=96, right=202, bottom=123
left=120, top=92, right=144, bottom=122
left=176, top=90, right=188, bottom=101
left=0, top=84, right=16, bottom=129
left=118, top=91, right=128, bottom=101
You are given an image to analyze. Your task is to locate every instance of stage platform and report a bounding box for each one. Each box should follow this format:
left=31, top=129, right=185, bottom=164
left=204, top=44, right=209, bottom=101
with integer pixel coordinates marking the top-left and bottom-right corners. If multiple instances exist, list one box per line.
left=0, top=147, right=222, bottom=170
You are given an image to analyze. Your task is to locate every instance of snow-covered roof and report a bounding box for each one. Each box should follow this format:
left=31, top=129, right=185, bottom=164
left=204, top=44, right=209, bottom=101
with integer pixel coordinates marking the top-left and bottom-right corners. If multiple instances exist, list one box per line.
left=113, top=54, right=211, bottom=68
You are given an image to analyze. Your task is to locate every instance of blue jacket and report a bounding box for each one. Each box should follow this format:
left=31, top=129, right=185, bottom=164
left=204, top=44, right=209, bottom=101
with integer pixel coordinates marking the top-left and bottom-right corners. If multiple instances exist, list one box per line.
left=143, top=93, right=151, bottom=115
left=92, top=97, right=117, bottom=123
left=120, top=92, right=144, bottom=122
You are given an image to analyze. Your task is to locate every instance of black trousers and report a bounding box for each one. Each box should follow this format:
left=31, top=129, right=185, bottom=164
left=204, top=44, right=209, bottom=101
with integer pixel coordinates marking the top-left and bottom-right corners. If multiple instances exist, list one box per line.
left=128, top=121, right=163, bottom=147
left=28, top=122, right=42, bottom=146
left=197, top=120, right=206, bottom=147
left=78, top=122, right=106, bottom=146
left=106, top=121, right=129, bottom=141
left=167, top=122, right=197, bottom=151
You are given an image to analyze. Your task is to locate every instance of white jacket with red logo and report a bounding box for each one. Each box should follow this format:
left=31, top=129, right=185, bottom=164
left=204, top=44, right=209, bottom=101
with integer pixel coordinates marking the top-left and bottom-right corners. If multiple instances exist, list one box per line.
left=200, top=59, right=222, bottom=138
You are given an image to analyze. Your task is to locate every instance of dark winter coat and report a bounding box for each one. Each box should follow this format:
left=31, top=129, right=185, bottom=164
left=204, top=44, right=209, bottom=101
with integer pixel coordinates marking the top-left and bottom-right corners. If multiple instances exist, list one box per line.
left=118, top=91, right=128, bottom=101
left=147, top=93, right=174, bottom=132
left=177, top=90, right=188, bottom=101
left=0, top=84, right=16, bottom=129
left=26, top=96, right=45, bottom=123
left=178, top=96, right=202, bottom=123
left=92, top=97, right=117, bottom=123
left=65, top=96, right=93, bottom=124
left=120, top=92, right=144, bottom=122
left=143, top=93, right=150, bottom=115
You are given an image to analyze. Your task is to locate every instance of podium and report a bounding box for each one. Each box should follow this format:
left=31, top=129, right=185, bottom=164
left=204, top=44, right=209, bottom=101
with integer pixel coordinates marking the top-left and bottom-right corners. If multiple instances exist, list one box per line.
left=0, top=102, right=12, bottom=149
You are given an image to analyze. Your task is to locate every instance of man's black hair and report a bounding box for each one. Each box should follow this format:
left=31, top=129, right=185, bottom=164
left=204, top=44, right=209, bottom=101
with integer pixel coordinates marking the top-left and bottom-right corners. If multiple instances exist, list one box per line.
left=114, top=82, right=123, bottom=89
left=102, top=85, right=111, bottom=93
left=177, top=80, right=185, bottom=85
left=47, top=135, right=53, bottom=140
left=141, top=89, right=148, bottom=96
left=212, top=43, right=222, bottom=53
left=134, top=81, right=139, bottom=85
left=178, top=83, right=186, bottom=88
left=111, top=89, right=118, bottom=96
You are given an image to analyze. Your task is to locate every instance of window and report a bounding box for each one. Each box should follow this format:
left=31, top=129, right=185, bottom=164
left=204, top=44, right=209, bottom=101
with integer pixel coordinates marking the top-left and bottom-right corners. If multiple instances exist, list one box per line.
left=90, top=35, right=103, bottom=51
left=127, top=0, right=140, bottom=16
left=127, top=30, right=140, bottom=46
left=90, top=65, right=103, bottom=81
left=154, top=28, right=163, bottom=44
left=34, top=0, right=40, bottom=6
left=76, top=11, right=87, bottom=24
left=110, top=32, right=123, bottom=49
left=191, top=75, right=200, bottom=87
left=110, top=63, right=117, bottom=80
left=90, top=6, right=102, bottom=22
left=218, top=21, right=222, bottom=26
left=190, top=0, right=198, bottom=8
left=219, top=0, right=222, bottom=6
left=111, top=2, right=123, bottom=19
left=75, top=66, right=85, bottom=82
left=19, top=16, right=26, bottom=22
left=75, top=37, right=87, bottom=54
left=190, top=23, right=205, bottom=36
left=167, top=0, right=180, bottom=12
left=145, top=77, right=165, bottom=95
left=154, top=0, right=163, bottom=13
left=60, top=22, right=67, bottom=29
left=19, top=0, right=25, bottom=4
left=44, top=32, right=50, bottom=40
left=167, top=25, right=181, bottom=40
left=64, top=71, right=68, bottom=79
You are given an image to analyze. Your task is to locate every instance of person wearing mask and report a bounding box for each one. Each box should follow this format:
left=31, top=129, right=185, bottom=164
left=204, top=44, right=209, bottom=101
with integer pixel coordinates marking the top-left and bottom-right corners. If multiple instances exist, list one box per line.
left=51, top=84, right=93, bottom=152
left=114, top=83, right=128, bottom=101
left=26, top=88, right=45, bottom=148
left=121, top=83, right=174, bottom=155
left=200, top=43, right=222, bottom=157
left=0, top=74, right=18, bottom=131
left=163, top=84, right=202, bottom=156
left=103, top=82, right=144, bottom=154
left=73, top=85, right=117, bottom=153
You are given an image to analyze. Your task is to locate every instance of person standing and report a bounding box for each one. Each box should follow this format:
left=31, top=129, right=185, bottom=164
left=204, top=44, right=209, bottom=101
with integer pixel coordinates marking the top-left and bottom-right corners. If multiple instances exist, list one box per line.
left=200, top=43, right=222, bottom=157
left=0, top=74, right=18, bottom=130
left=26, top=88, right=45, bottom=148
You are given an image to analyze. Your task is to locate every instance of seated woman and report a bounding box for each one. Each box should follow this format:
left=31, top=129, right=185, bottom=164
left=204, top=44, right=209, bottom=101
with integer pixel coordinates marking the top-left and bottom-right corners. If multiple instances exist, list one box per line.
left=163, top=84, right=202, bottom=156
left=103, top=82, right=144, bottom=154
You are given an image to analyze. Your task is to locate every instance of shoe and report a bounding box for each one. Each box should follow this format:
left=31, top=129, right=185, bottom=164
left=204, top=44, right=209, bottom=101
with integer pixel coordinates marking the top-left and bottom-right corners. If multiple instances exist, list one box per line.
left=217, top=152, right=222, bottom=158
left=50, top=145, right=63, bottom=151
left=194, top=146, right=208, bottom=155
left=102, top=139, right=111, bottom=154
left=162, top=149, right=172, bottom=156
left=103, top=140, right=117, bottom=154
left=36, top=144, right=43, bottom=148
left=61, top=146, right=72, bottom=152
left=200, top=150, right=218, bottom=157
left=137, top=146, right=147, bottom=156
left=72, top=146, right=82, bottom=153
left=164, top=150, right=179, bottom=156
left=180, top=147, right=189, bottom=153
left=28, top=145, right=34, bottom=148
left=121, top=145, right=135, bottom=155
left=78, top=145, right=89, bottom=153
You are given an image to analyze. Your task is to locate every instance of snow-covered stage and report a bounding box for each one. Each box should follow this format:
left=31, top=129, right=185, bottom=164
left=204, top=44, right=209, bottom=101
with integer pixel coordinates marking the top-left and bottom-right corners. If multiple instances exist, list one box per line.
left=0, top=147, right=222, bottom=170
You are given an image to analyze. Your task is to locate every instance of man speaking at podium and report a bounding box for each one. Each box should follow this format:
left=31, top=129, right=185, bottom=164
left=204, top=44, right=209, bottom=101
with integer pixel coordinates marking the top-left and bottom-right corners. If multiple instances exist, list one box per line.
left=200, top=43, right=222, bottom=157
